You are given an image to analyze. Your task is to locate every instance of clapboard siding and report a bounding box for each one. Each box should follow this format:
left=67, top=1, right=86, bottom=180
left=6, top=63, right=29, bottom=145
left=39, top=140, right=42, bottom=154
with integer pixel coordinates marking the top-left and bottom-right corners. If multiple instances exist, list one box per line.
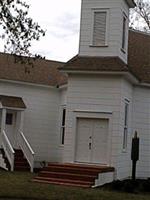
left=132, top=87, right=150, bottom=178
left=0, top=80, right=61, bottom=166
left=63, top=74, right=133, bottom=180
left=79, top=0, right=129, bottom=63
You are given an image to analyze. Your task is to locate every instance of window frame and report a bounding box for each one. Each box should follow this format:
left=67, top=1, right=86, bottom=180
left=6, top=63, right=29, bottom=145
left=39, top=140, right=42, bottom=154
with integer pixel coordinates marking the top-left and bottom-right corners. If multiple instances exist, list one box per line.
left=60, top=106, right=66, bottom=145
left=123, top=99, right=129, bottom=151
left=90, top=8, right=109, bottom=47
left=121, top=13, right=127, bottom=52
left=6, top=113, right=13, bottom=125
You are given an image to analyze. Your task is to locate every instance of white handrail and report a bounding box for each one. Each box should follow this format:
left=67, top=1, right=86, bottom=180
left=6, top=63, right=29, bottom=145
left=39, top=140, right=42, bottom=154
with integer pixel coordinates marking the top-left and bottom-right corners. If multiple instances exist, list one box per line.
left=19, top=131, right=35, bottom=172
left=2, top=130, right=15, bottom=171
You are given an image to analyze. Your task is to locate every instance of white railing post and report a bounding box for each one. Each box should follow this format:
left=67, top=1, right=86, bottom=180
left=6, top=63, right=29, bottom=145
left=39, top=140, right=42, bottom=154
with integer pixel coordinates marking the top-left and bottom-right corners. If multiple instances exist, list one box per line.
left=18, top=131, right=35, bottom=172
left=2, top=130, right=15, bottom=171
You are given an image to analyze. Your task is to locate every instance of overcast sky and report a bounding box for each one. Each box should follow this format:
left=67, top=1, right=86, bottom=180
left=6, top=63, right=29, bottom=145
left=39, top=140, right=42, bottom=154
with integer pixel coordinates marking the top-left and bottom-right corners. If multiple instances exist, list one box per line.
left=25, top=0, right=81, bottom=62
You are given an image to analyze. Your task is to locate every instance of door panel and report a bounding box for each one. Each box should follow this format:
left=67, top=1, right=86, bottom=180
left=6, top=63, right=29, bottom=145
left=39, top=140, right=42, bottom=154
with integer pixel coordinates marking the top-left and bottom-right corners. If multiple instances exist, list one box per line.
left=75, top=118, right=109, bottom=164
left=75, top=118, right=92, bottom=163
left=91, top=119, right=108, bottom=163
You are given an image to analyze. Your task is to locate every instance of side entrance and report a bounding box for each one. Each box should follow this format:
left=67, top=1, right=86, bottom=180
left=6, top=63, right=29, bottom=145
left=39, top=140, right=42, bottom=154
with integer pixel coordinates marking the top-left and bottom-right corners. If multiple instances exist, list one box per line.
left=75, top=118, right=109, bottom=164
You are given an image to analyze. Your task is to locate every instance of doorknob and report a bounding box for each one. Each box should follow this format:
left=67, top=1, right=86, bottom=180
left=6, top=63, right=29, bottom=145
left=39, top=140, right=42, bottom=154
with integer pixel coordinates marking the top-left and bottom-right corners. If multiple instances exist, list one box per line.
left=89, top=142, right=92, bottom=150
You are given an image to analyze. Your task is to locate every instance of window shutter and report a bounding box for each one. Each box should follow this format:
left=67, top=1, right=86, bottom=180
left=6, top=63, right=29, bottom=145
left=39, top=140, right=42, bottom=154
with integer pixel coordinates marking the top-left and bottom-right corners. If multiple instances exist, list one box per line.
left=93, top=12, right=107, bottom=46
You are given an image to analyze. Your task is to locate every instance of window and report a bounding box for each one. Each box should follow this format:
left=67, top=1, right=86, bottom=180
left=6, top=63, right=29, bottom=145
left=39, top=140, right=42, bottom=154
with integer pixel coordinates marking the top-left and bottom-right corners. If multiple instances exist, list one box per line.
left=6, top=113, right=13, bottom=125
left=61, top=108, right=66, bottom=145
left=93, top=11, right=107, bottom=46
left=123, top=101, right=129, bottom=150
left=122, top=15, right=127, bottom=50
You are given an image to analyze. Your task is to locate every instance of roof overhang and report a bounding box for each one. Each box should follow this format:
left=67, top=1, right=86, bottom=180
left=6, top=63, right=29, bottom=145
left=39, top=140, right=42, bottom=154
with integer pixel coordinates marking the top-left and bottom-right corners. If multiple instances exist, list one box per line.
left=0, top=95, right=26, bottom=109
left=60, top=70, right=139, bottom=85
left=126, top=0, right=136, bottom=8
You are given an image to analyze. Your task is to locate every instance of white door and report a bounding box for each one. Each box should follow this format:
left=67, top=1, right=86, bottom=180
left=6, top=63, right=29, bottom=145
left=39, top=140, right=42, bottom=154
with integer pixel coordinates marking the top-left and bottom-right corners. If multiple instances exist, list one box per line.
left=5, top=111, right=16, bottom=147
left=75, top=118, right=109, bottom=164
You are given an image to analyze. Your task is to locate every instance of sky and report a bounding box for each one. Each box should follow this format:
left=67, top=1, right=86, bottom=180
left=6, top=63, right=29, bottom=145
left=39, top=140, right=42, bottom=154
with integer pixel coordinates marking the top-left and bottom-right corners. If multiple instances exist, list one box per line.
left=25, top=0, right=81, bottom=62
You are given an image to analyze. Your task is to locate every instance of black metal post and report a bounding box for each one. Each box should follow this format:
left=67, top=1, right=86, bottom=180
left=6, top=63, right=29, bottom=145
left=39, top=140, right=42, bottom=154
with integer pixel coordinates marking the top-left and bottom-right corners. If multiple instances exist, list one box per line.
left=131, top=131, right=139, bottom=181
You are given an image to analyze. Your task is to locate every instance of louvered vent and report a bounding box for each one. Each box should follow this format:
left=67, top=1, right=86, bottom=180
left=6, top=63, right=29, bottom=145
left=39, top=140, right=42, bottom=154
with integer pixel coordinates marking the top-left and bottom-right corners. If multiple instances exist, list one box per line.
left=93, top=12, right=107, bottom=46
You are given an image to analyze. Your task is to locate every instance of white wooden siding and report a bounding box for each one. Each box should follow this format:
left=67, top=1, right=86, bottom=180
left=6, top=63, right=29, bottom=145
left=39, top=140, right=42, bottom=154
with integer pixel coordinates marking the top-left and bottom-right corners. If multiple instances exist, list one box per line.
left=0, top=80, right=61, bottom=166
left=132, top=87, right=150, bottom=178
left=79, top=0, right=129, bottom=64
left=63, top=74, right=133, bottom=180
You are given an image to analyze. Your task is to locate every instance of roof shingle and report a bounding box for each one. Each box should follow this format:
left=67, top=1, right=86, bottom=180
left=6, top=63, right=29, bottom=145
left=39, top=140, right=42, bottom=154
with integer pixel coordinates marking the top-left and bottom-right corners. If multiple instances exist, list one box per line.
left=0, top=53, right=67, bottom=86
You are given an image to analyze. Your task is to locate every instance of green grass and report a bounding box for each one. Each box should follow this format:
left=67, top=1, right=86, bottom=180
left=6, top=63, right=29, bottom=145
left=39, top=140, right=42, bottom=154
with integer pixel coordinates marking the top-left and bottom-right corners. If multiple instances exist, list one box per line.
left=0, top=170, right=150, bottom=200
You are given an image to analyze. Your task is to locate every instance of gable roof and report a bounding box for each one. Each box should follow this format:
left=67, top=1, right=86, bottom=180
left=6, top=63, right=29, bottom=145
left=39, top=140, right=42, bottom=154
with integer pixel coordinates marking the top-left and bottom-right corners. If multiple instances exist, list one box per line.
left=0, top=53, right=67, bottom=87
left=60, top=30, right=150, bottom=84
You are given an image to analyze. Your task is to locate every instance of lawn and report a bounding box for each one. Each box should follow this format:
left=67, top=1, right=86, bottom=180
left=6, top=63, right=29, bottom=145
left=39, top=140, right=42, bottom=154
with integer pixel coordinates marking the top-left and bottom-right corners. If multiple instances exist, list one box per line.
left=0, top=170, right=150, bottom=200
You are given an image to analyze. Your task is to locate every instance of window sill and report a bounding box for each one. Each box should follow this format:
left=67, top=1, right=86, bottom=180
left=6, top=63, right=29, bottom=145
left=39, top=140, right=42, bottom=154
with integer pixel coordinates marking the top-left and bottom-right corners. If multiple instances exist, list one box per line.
left=89, top=44, right=108, bottom=48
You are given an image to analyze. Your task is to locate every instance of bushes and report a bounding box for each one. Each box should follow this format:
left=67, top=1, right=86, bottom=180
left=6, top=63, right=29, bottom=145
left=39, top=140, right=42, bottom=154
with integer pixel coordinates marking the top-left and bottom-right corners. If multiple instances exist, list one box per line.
left=102, top=179, right=150, bottom=193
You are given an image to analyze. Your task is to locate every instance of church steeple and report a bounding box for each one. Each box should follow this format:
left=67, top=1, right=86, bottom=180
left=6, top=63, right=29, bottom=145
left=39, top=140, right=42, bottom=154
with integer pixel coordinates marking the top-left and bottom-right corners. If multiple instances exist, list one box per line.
left=78, top=0, right=136, bottom=64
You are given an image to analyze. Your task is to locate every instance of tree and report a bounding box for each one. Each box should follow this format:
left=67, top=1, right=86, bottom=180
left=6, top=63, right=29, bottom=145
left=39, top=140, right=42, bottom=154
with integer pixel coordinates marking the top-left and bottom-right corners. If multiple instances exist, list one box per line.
left=0, top=0, right=45, bottom=57
left=130, top=0, right=150, bottom=32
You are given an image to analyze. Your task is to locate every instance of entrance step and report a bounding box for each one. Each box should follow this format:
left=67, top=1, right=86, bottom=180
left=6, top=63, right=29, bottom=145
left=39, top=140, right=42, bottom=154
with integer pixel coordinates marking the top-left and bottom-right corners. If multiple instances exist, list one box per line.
left=33, top=163, right=115, bottom=188
left=14, top=149, right=30, bottom=171
left=0, top=149, right=30, bottom=171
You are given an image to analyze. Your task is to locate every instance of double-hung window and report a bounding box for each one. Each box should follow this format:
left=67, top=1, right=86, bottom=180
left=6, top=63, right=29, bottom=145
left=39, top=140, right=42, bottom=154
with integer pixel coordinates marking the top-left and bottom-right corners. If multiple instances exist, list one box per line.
left=61, top=107, right=66, bottom=145
left=122, top=14, right=127, bottom=51
left=123, top=100, right=129, bottom=151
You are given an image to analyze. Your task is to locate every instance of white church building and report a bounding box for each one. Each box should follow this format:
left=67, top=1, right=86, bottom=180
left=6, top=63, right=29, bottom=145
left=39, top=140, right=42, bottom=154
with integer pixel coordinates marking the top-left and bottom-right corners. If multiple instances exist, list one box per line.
left=0, top=0, right=150, bottom=187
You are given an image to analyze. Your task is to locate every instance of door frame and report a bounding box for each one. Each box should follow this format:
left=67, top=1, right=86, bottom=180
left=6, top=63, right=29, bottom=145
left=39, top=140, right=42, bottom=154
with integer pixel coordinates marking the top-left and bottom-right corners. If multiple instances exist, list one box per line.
left=73, top=110, right=113, bottom=166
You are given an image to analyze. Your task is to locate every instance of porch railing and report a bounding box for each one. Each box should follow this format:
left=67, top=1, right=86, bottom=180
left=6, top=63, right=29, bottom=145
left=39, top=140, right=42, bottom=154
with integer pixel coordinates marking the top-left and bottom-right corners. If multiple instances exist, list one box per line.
left=2, top=130, right=15, bottom=171
left=18, top=131, right=35, bottom=172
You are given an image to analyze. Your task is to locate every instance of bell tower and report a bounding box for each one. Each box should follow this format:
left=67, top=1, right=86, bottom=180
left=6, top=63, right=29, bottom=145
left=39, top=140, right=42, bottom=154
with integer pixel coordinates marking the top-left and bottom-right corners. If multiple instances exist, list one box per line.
left=78, top=0, right=135, bottom=64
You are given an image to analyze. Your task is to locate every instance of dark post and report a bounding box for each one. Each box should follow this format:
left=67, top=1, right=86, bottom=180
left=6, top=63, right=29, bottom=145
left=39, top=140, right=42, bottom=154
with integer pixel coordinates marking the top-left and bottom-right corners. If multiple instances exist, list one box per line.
left=131, top=131, right=139, bottom=180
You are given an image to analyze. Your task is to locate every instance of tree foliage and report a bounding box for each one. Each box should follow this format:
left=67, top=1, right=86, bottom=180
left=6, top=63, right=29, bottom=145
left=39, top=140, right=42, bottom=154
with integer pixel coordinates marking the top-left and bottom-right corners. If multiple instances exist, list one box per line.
left=130, top=0, right=150, bottom=32
left=0, top=0, right=45, bottom=57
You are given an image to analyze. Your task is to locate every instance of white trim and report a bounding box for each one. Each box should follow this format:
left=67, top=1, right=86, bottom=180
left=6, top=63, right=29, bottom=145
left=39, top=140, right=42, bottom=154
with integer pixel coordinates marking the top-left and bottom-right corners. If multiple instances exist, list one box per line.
left=121, top=12, right=128, bottom=53
left=58, top=84, right=68, bottom=90
left=0, top=79, right=57, bottom=89
left=74, top=109, right=112, bottom=114
left=90, top=8, right=109, bottom=47
left=122, top=99, right=130, bottom=152
left=60, top=70, right=139, bottom=84
left=60, top=105, right=66, bottom=145
left=1, top=107, right=25, bottom=111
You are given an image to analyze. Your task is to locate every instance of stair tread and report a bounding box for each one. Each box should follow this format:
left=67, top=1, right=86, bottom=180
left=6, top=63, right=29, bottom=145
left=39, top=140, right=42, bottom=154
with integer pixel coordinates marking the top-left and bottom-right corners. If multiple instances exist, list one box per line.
left=32, top=179, right=90, bottom=188
left=40, top=171, right=97, bottom=178
left=34, top=176, right=93, bottom=185
left=47, top=163, right=114, bottom=171
left=48, top=163, right=114, bottom=170
left=44, top=166, right=114, bottom=174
